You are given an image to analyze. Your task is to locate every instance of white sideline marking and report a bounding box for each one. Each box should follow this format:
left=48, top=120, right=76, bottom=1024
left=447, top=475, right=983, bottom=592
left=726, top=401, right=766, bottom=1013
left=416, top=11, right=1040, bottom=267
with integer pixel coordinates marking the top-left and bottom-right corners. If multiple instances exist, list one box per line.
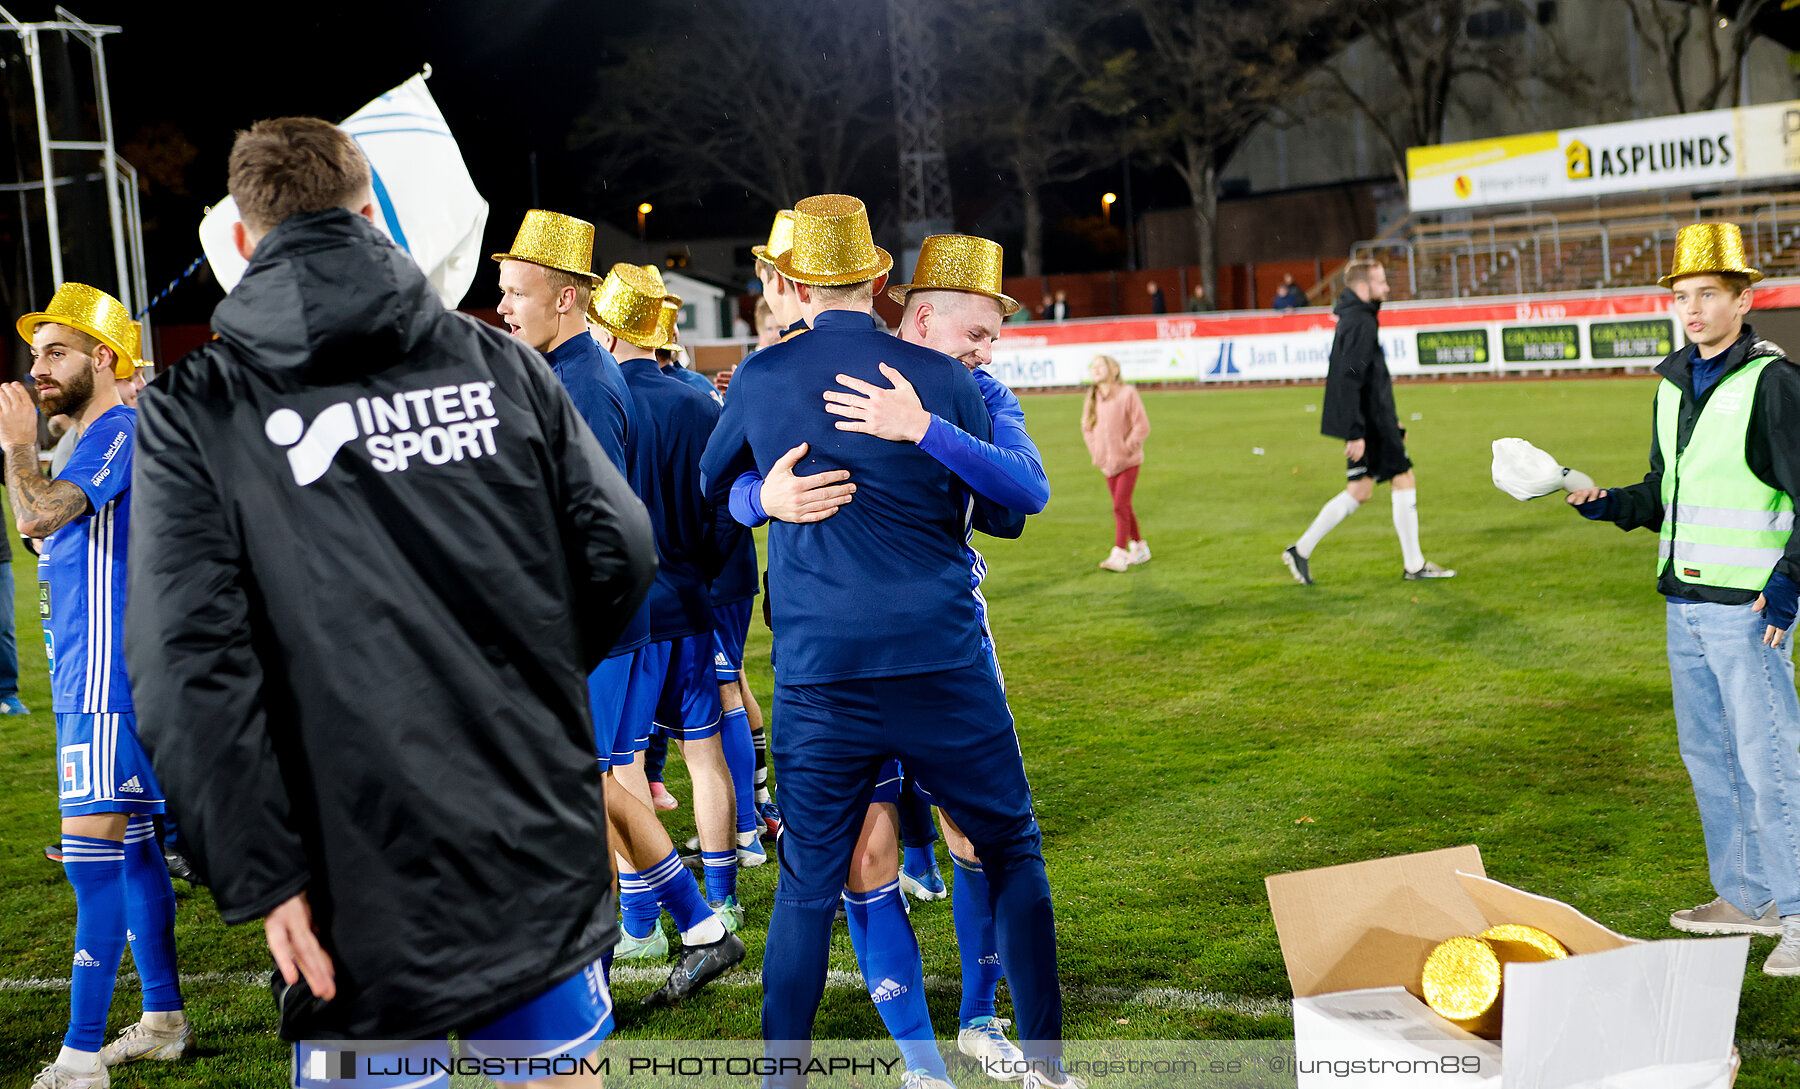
left=0, top=968, right=1289, bottom=1017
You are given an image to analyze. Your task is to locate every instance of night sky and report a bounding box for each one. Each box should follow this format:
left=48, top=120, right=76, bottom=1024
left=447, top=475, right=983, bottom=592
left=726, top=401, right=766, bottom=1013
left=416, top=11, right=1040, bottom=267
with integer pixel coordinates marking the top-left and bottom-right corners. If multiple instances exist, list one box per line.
left=18, top=1, right=651, bottom=323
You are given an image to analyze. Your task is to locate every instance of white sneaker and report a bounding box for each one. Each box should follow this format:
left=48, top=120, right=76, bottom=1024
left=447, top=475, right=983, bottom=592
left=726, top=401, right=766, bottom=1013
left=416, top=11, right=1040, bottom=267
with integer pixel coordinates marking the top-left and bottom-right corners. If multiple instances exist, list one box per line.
left=901, top=1071, right=958, bottom=1089
left=1098, top=547, right=1130, bottom=572
left=30, top=1063, right=108, bottom=1089
left=1022, top=1069, right=1087, bottom=1089
left=1126, top=539, right=1150, bottom=565
left=100, top=1016, right=191, bottom=1065
left=957, top=1017, right=1026, bottom=1081
left=1766, top=918, right=1800, bottom=977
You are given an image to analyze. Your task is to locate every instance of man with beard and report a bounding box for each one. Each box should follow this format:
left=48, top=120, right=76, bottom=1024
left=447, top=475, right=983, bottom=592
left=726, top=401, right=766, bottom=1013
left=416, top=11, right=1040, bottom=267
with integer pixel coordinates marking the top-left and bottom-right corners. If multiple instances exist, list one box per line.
left=7, top=284, right=187, bottom=1089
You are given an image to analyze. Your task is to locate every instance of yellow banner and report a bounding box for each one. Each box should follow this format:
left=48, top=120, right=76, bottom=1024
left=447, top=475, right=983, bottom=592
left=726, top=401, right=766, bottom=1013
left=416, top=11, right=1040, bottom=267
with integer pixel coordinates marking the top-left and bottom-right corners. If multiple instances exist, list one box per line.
left=1407, top=132, right=1560, bottom=181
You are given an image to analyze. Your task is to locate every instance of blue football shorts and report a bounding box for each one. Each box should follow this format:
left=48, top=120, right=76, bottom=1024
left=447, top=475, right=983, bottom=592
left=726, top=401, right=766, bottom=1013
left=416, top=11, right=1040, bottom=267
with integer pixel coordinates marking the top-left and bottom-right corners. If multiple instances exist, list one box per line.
left=291, top=959, right=612, bottom=1088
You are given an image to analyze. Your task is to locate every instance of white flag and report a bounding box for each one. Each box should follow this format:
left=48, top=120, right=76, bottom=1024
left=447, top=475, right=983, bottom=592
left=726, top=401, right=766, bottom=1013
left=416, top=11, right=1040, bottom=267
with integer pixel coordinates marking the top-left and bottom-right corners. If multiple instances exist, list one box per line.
left=199, top=70, right=489, bottom=308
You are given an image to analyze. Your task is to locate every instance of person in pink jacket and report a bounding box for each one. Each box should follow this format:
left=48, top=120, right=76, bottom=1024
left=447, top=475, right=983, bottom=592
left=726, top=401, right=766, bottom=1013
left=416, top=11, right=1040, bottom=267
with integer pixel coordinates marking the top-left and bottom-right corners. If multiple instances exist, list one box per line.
left=1081, top=355, right=1150, bottom=571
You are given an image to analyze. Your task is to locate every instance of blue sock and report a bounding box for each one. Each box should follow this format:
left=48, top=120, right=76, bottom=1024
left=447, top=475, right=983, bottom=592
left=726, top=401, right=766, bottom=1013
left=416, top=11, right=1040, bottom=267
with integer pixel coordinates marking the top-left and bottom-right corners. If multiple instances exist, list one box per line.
left=721, top=706, right=757, bottom=835
left=122, top=817, right=182, bottom=1012
left=844, top=881, right=944, bottom=1079
left=643, top=733, right=668, bottom=785
left=62, top=835, right=127, bottom=1052
left=642, top=849, right=713, bottom=932
left=619, top=866, right=662, bottom=940
left=762, top=901, right=836, bottom=1088
left=701, top=849, right=737, bottom=902
left=951, top=853, right=1001, bottom=1025
left=897, top=779, right=938, bottom=848
left=982, top=835, right=1062, bottom=1063
left=904, top=843, right=938, bottom=878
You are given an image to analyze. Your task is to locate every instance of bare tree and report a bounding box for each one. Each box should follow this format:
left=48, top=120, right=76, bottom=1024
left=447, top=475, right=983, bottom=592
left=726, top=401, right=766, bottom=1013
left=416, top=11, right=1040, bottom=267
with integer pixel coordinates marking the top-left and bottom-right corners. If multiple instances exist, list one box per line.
left=572, top=0, right=893, bottom=213
left=1621, top=0, right=1775, bottom=112
left=942, top=0, right=1106, bottom=277
left=1090, top=0, right=1384, bottom=298
left=1320, top=0, right=1612, bottom=186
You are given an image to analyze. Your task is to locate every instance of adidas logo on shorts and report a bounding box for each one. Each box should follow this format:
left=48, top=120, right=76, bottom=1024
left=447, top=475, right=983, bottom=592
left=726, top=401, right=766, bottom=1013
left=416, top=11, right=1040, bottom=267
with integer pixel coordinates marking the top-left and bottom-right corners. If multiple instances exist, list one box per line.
left=73, top=948, right=101, bottom=967
left=119, top=775, right=144, bottom=794
left=869, top=978, right=908, bottom=1003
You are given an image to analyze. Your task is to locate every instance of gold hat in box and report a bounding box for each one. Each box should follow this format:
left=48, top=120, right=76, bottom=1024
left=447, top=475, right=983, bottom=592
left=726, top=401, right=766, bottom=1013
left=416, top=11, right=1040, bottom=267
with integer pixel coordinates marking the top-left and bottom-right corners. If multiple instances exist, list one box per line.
left=887, top=234, right=1020, bottom=315
left=590, top=263, right=672, bottom=349
left=491, top=209, right=598, bottom=280
left=1421, top=926, right=1567, bottom=1039
left=751, top=209, right=796, bottom=265
left=16, top=282, right=139, bottom=379
left=1660, top=222, right=1762, bottom=288
left=771, top=194, right=893, bottom=287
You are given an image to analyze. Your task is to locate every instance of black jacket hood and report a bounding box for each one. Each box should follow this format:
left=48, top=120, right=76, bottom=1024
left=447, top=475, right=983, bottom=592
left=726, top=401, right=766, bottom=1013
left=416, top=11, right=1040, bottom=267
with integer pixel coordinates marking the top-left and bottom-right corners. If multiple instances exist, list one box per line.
left=1334, top=287, right=1380, bottom=320
left=211, top=209, right=441, bottom=384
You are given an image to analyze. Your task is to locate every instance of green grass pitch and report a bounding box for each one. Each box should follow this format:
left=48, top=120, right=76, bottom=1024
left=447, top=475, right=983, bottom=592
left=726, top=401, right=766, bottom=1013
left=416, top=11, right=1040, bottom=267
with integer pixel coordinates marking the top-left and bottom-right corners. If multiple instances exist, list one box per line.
left=0, top=376, right=1797, bottom=1085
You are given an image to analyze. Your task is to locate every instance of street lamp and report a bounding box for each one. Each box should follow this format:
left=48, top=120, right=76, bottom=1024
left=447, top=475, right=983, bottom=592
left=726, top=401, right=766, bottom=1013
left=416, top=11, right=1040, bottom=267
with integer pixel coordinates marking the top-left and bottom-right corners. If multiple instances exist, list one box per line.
left=1101, top=192, right=1116, bottom=224
left=637, top=202, right=653, bottom=242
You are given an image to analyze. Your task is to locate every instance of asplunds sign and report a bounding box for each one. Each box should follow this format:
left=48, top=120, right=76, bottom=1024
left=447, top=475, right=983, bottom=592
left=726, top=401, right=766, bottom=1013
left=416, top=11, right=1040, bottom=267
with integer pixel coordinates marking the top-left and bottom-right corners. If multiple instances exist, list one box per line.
left=1407, top=100, right=1800, bottom=211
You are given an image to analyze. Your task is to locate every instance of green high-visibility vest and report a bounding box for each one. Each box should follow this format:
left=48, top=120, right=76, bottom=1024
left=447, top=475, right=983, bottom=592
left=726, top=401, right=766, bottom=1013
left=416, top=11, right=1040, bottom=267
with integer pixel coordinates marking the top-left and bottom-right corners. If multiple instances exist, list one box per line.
left=1656, top=353, right=1794, bottom=591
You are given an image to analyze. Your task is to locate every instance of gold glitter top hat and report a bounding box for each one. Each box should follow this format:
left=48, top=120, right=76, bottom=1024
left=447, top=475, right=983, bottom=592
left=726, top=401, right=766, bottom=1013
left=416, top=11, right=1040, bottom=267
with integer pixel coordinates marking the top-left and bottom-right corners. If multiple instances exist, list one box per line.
left=17, top=282, right=139, bottom=379
left=1421, top=928, right=1567, bottom=1039
left=655, top=296, right=683, bottom=348
left=1660, top=222, right=1762, bottom=288
left=589, top=263, right=672, bottom=349
left=771, top=195, right=893, bottom=287
left=751, top=209, right=796, bottom=265
left=887, top=234, right=1020, bottom=315
left=491, top=209, right=598, bottom=280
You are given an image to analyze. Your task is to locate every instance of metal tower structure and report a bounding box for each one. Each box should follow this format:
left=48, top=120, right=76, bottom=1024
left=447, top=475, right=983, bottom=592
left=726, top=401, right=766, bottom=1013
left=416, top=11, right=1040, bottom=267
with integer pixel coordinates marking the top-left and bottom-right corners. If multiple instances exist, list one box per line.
left=887, top=0, right=953, bottom=271
left=0, top=6, right=148, bottom=353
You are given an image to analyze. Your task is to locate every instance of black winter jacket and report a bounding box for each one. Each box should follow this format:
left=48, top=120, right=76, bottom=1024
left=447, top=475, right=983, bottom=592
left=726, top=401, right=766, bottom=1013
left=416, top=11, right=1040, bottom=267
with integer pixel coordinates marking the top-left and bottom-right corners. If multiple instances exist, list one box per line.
left=1319, top=289, right=1400, bottom=444
left=125, top=209, right=656, bottom=1039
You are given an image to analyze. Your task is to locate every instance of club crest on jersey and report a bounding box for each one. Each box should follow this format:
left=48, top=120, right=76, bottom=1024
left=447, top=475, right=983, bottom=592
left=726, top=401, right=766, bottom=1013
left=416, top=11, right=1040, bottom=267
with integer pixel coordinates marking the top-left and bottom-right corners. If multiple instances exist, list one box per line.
left=265, top=382, right=501, bottom=486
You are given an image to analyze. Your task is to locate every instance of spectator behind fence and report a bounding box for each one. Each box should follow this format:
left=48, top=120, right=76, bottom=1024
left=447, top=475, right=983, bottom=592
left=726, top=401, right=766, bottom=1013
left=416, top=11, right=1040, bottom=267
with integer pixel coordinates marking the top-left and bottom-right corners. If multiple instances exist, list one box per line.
left=1147, top=281, right=1166, bottom=314
left=1273, top=274, right=1306, bottom=312
left=1186, top=283, right=1214, bottom=312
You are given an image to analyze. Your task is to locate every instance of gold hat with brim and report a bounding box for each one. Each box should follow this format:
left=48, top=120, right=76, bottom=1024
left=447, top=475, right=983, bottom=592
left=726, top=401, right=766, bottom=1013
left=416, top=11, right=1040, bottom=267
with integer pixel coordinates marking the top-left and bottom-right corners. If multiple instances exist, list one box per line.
left=751, top=209, right=797, bottom=265
left=590, top=263, right=673, bottom=349
left=491, top=209, right=599, bottom=280
left=17, top=282, right=139, bottom=379
left=887, top=234, right=1020, bottom=316
left=771, top=194, right=893, bottom=287
left=655, top=296, right=683, bottom=348
left=1660, top=222, right=1762, bottom=288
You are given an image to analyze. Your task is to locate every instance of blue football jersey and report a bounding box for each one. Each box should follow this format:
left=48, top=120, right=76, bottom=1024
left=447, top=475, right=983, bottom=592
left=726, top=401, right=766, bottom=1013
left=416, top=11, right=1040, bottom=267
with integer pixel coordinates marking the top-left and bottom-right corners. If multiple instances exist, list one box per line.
left=41, top=405, right=134, bottom=713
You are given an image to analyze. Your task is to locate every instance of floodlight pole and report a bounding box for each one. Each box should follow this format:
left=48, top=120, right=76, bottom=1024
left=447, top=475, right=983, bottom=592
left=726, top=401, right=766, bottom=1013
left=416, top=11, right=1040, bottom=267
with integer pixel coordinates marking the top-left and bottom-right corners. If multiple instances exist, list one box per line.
left=888, top=0, right=953, bottom=264
left=0, top=5, right=142, bottom=348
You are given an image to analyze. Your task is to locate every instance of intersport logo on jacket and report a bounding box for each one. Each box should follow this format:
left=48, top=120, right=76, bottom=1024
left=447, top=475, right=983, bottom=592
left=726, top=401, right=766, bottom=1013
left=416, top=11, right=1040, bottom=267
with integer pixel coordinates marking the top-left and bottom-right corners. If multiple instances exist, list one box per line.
left=264, top=381, right=501, bottom=486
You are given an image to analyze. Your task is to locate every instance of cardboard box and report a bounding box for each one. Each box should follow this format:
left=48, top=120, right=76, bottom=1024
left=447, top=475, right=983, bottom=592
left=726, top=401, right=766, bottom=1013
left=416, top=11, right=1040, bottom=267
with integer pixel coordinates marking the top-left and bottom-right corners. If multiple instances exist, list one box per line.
left=1265, top=845, right=1748, bottom=1089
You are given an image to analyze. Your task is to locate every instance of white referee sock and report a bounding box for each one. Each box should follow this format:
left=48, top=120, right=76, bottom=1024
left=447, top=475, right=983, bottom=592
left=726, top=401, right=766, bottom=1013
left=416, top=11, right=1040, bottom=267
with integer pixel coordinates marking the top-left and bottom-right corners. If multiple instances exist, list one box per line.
left=1296, top=491, right=1360, bottom=558
left=1393, top=487, right=1424, bottom=572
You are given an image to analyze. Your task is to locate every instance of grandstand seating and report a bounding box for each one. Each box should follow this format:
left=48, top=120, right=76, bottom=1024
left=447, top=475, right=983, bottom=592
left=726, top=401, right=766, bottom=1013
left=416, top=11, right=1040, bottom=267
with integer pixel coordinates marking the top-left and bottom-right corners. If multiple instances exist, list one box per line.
left=1312, top=190, right=1800, bottom=303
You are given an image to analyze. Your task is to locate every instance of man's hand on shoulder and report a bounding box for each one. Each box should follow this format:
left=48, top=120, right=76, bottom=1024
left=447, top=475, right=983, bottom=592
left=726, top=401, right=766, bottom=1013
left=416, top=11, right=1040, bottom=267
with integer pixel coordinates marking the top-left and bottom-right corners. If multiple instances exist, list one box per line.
left=824, top=363, right=931, bottom=444
left=760, top=442, right=855, bottom=523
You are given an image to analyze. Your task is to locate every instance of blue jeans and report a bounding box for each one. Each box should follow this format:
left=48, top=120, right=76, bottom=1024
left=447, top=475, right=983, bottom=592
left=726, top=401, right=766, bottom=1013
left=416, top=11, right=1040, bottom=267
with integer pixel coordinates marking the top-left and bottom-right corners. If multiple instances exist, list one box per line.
left=1667, top=599, right=1800, bottom=916
left=0, top=559, right=17, bottom=700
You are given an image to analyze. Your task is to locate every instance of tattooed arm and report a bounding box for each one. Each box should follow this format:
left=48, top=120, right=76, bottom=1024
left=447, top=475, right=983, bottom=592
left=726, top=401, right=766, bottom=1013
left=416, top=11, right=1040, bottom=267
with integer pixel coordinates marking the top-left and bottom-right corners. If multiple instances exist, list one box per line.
left=0, top=383, right=89, bottom=539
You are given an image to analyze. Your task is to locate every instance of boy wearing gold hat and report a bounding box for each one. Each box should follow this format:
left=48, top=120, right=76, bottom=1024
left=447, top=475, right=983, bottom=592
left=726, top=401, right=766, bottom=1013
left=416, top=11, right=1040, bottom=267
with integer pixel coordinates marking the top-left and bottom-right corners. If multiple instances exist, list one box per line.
left=700, top=197, right=1081, bottom=1089
left=6, top=283, right=189, bottom=1088
left=1568, top=221, right=1800, bottom=976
